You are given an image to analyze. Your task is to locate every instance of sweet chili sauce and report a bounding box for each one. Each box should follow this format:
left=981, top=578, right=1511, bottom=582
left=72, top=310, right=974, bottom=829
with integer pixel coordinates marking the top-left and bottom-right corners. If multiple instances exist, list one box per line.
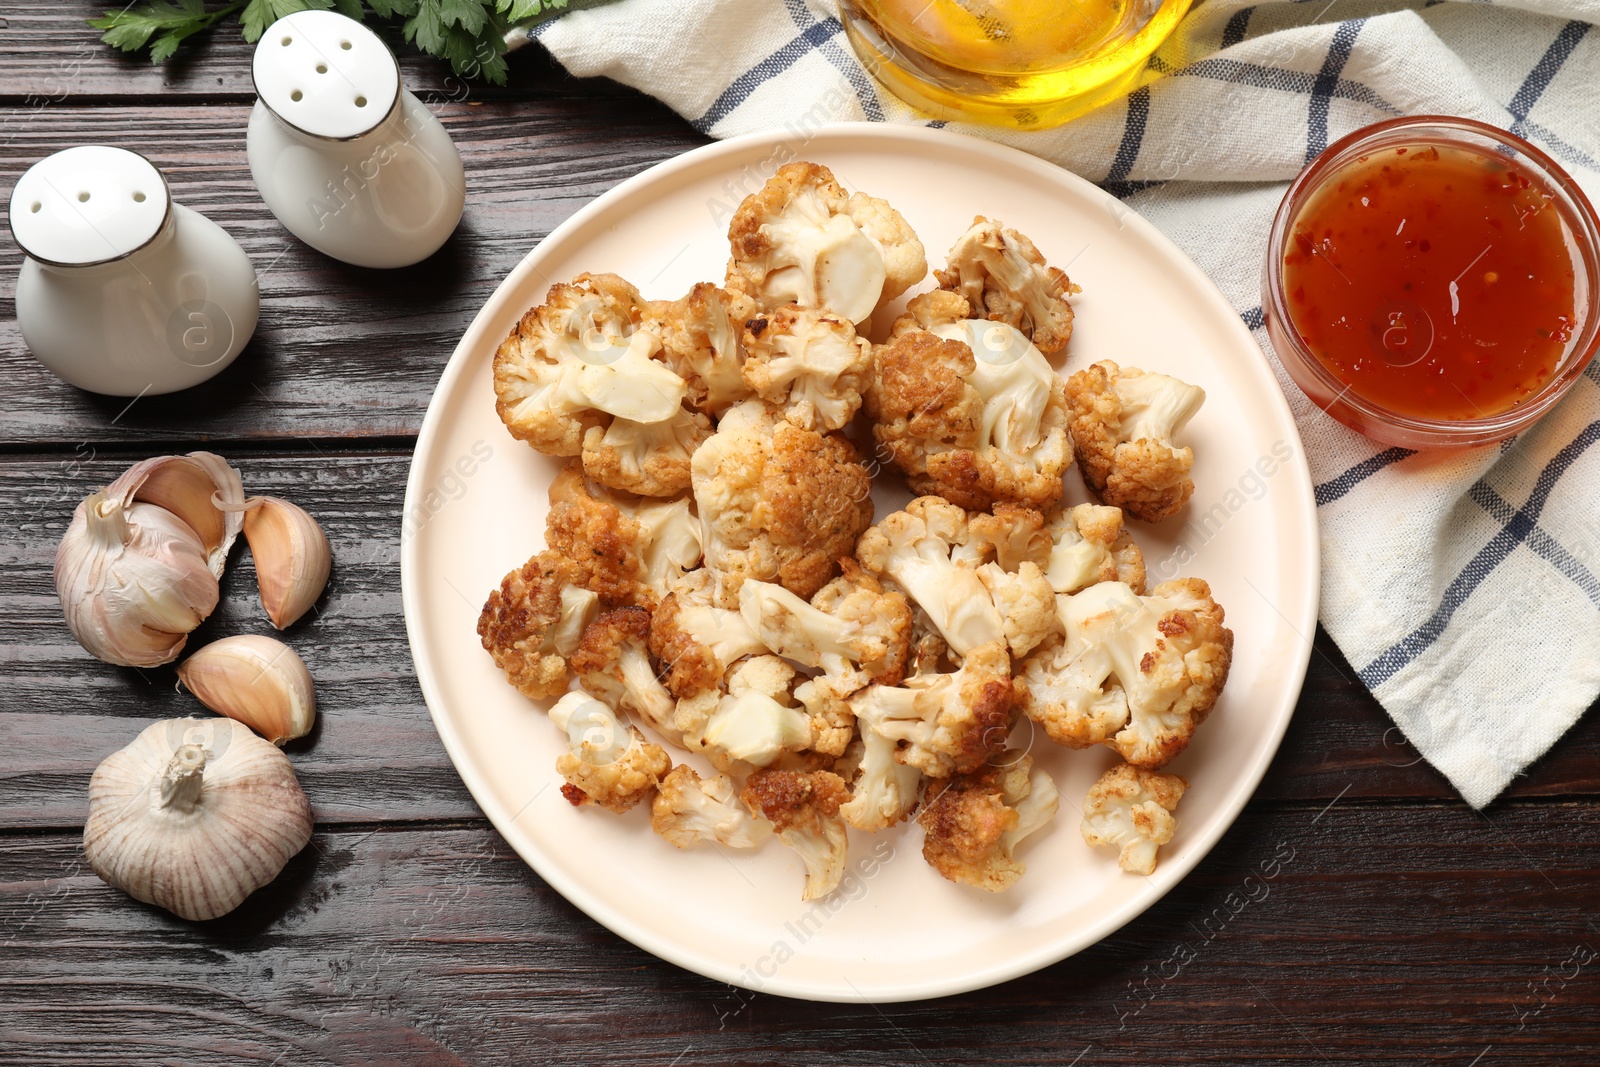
left=1281, top=143, right=1577, bottom=421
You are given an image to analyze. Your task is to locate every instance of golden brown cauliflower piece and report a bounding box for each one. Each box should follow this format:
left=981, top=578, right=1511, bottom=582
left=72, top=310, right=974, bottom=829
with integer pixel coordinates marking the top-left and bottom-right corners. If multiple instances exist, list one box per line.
left=866, top=291, right=1071, bottom=511
left=545, top=466, right=702, bottom=609
left=741, top=305, right=872, bottom=432
left=493, top=273, right=706, bottom=496
left=476, top=550, right=599, bottom=701
left=1018, top=578, right=1233, bottom=768
left=651, top=765, right=773, bottom=849
left=856, top=497, right=1057, bottom=660
left=1065, top=360, right=1207, bottom=523
left=735, top=559, right=914, bottom=758
left=919, top=750, right=1059, bottom=892
left=868, top=639, right=1016, bottom=778
left=934, top=216, right=1079, bottom=355
left=741, top=768, right=851, bottom=900
left=671, top=655, right=816, bottom=771
left=580, top=406, right=713, bottom=499
left=646, top=282, right=752, bottom=416
left=725, top=161, right=926, bottom=325
left=1042, top=502, right=1147, bottom=595
left=649, top=568, right=770, bottom=698
left=691, top=399, right=873, bottom=609
left=1080, top=762, right=1187, bottom=875
left=570, top=605, right=678, bottom=739
left=547, top=691, right=671, bottom=814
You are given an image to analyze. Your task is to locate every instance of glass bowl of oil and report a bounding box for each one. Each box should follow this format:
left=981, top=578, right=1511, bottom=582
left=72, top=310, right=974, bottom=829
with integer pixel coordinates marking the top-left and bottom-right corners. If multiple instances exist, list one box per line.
left=840, top=0, right=1191, bottom=129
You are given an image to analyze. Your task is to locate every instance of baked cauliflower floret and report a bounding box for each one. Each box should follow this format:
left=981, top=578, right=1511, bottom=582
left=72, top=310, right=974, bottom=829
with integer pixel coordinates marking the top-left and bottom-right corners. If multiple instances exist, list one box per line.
left=477, top=550, right=600, bottom=700
left=692, top=399, right=874, bottom=609
left=1065, top=360, right=1206, bottom=523
left=840, top=685, right=923, bottom=831
left=1080, top=762, right=1186, bottom=875
left=858, top=497, right=1054, bottom=659
left=651, top=765, right=774, bottom=849
left=547, top=690, right=671, bottom=813
left=1018, top=578, right=1233, bottom=768
left=725, top=161, right=926, bottom=325
left=646, top=282, right=752, bottom=415
left=934, top=216, right=1078, bottom=355
left=975, top=561, right=1058, bottom=659
left=1044, top=502, right=1147, bottom=595
left=674, top=655, right=815, bottom=770
left=737, top=568, right=911, bottom=684
left=546, top=466, right=702, bottom=607
left=493, top=273, right=697, bottom=494
left=580, top=405, right=713, bottom=499
left=919, top=751, right=1060, bottom=892
left=871, top=639, right=1016, bottom=778
left=867, top=291, right=1071, bottom=511
left=963, top=503, right=1053, bottom=571
left=741, top=305, right=872, bottom=432
left=570, top=606, right=678, bottom=739
left=741, top=768, right=851, bottom=900
left=650, top=568, right=769, bottom=698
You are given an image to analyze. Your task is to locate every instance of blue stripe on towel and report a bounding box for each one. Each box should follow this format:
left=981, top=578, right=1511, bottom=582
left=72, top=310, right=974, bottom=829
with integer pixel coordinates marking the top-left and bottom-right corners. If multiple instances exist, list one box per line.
left=1306, top=19, right=1365, bottom=162
left=1222, top=7, right=1255, bottom=48
left=1314, top=447, right=1417, bottom=506
left=1509, top=21, right=1590, bottom=128
left=1470, top=483, right=1600, bottom=609
left=692, top=17, right=842, bottom=130
left=1359, top=419, right=1600, bottom=688
left=781, top=0, right=886, bottom=121
left=1175, top=56, right=1400, bottom=116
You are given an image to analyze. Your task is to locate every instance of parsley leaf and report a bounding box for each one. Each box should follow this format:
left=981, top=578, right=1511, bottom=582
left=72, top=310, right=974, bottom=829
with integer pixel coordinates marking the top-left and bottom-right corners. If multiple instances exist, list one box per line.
left=89, top=0, right=617, bottom=86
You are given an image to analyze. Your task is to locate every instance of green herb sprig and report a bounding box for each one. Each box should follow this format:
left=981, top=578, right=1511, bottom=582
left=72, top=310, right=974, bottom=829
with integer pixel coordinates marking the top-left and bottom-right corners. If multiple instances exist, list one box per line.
left=90, top=0, right=612, bottom=84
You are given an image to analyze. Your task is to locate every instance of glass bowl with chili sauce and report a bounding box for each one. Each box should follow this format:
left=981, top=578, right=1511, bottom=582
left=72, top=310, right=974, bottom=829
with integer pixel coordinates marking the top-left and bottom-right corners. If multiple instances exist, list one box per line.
left=1264, top=116, right=1600, bottom=448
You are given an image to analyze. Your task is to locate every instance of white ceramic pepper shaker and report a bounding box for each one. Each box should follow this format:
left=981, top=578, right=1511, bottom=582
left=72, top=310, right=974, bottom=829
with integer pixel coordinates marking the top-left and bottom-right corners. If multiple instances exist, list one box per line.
left=8, top=146, right=260, bottom=397
left=247, top=11, right=466, bottom=269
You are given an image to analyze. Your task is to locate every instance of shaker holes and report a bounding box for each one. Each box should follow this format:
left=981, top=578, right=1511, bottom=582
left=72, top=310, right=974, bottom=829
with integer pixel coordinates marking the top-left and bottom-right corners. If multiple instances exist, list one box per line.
left=132, top=191, right=147, bottom=203
left=77, top=191, right=90, bottom=202
left=280, top=35, right=292, bottom=45
left=30, top=201, right=40, bottom=213
left=340, top=39, right=352, bottom=49
left=355, top=95, right=367, bottom=107
left=291, top=89, right=304, bottom=102
left=316, top=63, right=327, bottom=73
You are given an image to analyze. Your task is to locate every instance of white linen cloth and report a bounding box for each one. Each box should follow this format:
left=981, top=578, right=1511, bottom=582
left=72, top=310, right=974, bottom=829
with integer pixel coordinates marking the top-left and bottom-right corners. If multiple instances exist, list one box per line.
left=527, top=0, right=1600, bottom=807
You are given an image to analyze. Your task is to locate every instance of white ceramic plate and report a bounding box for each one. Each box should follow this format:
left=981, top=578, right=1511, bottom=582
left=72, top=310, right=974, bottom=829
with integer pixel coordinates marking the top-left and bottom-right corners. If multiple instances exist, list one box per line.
left=402, top=124, right=1319, bottom=1003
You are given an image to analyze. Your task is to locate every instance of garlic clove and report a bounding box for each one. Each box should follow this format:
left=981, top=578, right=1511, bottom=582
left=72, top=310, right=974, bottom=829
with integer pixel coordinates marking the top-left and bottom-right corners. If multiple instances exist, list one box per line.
left=55, top=491, right=220, bottom=667
left=239, top=497, right=331, bottom=630
left=105, top=452, right=246, bottom=578
left=177, top=635, right=317, bottom=745
left=83, top=717, right=313, bottom=921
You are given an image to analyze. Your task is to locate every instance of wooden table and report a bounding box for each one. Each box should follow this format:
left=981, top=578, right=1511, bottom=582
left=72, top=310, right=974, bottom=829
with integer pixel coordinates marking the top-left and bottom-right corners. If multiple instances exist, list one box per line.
left=4, top=9, right=1599, bottom=1064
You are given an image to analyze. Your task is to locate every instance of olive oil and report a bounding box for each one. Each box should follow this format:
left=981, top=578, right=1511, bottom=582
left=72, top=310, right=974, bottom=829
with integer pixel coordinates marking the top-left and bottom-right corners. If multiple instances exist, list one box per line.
left=841, top=0, right=1192, bottom=128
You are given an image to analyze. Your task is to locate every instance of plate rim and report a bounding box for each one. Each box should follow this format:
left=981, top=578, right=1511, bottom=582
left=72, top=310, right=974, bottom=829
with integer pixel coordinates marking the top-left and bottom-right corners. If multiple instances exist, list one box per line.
left=401, top=121, right=1322, bottom=1003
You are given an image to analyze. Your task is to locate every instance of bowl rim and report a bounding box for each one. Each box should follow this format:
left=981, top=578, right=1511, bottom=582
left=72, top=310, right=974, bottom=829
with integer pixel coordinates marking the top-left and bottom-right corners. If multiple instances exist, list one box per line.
left=1263, top=114, right=1600, bottom=446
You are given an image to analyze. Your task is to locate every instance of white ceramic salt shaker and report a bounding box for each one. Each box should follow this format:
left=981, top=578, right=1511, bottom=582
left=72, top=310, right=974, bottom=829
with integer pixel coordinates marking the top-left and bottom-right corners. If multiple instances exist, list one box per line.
left=247, top=11, right=465, bottom=269
left=9, top=146, right=260, bottom=397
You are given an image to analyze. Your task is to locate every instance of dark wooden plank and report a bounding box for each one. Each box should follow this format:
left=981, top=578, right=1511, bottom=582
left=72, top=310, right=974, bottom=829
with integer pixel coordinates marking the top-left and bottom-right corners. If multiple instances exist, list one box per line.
left=2, top=451, right=482, bottom=828
left=0, top=0, right=622, bottom=100
left=2, top=801, right=1597, bottom=1064
left=0, top=100, right=707, bottom=449
left=4, top=451, right=1599, bottom=833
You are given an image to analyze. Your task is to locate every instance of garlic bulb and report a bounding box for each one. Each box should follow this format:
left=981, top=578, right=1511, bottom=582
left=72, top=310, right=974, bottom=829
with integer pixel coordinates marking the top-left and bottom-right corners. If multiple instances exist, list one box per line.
left=177, top=635, right=316, bottom=745
left=238, top=497, right=331, bottom=629
left=83, top=717, right=313, bottom=921
left=55, top=453, right=246, bottom=666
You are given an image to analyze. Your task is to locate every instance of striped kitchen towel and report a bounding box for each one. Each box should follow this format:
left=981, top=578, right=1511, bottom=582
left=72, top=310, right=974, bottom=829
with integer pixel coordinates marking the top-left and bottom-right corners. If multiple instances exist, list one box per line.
left=523, top=0, right=1600, bottom=808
